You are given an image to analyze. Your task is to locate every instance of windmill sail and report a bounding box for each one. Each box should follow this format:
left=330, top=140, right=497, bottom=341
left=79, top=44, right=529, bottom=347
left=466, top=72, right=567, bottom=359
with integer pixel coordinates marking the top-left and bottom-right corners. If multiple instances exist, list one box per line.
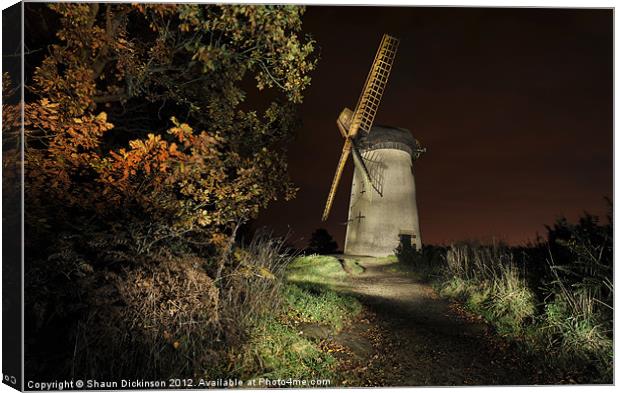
left=349, top=34, right=399, bottom=137
left=322, top=139, right=352, bottom=221
left=321, top=34, right=399, bottom=222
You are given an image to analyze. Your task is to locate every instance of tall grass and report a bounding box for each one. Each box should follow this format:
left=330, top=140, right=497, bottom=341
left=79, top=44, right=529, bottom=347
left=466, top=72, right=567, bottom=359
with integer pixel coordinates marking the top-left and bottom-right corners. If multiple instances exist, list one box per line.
left=27, top=229, right=304, bottom=381
left=540, top=215, right=613, bottom=381
left=441, top=243, right=536, bottom=335
left=395, top=244, right=445, bottom=281
left=237, top=254, right=362, bottom=381
left=398, top=210, right=613, bottom=383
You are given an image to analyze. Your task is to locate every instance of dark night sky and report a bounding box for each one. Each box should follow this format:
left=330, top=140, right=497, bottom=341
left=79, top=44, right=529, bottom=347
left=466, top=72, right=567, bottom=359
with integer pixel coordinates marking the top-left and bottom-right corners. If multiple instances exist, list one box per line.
left=255, top=6, right=613, bottom=248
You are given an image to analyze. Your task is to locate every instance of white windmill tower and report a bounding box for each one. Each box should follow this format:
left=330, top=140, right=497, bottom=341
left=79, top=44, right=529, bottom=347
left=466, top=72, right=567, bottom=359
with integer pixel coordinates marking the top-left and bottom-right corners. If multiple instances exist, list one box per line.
left=322, top=34, right=425, bottom=257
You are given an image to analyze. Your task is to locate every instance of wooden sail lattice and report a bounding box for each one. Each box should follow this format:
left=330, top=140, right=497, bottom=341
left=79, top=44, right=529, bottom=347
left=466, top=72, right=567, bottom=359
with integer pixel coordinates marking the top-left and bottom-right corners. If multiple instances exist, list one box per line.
left=322, top=139, right=352, bottom=221
left=321, top=34, right=399, bottom=222
left=349, top=34, right=399, bottom=137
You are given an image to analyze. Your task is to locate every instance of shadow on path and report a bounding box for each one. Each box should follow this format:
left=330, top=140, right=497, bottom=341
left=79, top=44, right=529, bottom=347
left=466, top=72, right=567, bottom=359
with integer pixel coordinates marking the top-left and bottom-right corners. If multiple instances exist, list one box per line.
left=328, top=256, right=545, bottom=386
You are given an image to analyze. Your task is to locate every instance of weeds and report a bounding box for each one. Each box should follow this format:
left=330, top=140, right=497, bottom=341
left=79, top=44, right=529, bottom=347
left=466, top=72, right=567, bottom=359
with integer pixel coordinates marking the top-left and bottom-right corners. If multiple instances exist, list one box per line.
left=284, top=284, right=362, bottom=330
left=239, top=316, right=335, bottom=380
left=396, top=244, right=445, bottom=281
left=540, top=220, right=613, bottom=381
left=405, top=209, right=613, bottom=383
left=439, top=243, right=536, bottom=335
left=237, top=254, right=362, bottom=381
left=25, top=230, right=297, bottom=381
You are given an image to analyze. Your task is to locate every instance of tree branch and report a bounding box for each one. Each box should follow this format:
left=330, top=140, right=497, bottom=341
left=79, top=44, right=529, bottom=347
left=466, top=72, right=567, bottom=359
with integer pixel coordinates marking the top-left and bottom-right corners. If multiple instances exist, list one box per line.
left=91, top=5, right=127, bottom=80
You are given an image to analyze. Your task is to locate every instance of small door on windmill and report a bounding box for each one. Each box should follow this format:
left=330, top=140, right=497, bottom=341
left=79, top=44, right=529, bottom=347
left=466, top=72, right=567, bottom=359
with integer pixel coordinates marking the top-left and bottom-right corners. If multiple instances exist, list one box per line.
left=398, top=230, right=416, bottom=250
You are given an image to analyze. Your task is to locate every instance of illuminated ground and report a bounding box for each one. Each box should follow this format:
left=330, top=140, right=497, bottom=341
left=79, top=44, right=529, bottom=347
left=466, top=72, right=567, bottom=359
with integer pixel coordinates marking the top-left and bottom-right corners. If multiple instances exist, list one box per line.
left=326, top=256, right=549, bottom=386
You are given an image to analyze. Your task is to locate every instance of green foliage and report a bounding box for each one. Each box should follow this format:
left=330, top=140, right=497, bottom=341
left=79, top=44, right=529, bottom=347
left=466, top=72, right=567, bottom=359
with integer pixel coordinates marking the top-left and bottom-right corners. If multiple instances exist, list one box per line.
left=25, top=3, right=318, bottom=259
left=431, top=207, right=613, bottom=382
left=375, top=255, right=399, bottom=264
left=286, top=255, right=348, bottom=286
left=441, top=242, right=537, bottom=334
left=240, top=316, right=335, bottom=381
left=545, top=208, right=613, bottom=326
left=540, top=209, right=613, bottom=381
left=284, top=284, right=362, bottom=331
left=23, top=3, right=318, bottom=381
left=487, top=265, right=537, bottom=333
left=541, top=300, right=613, bottom=382
left=237, top=254, right=365, bottom=381
left=283, top=255, right=362, bottom=329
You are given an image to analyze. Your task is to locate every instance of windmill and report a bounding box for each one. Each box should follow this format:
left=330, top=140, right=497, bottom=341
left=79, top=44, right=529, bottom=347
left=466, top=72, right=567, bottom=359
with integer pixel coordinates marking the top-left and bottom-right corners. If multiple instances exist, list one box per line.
left=322, top=34, right=426, bottom=256
left=322, top=34, right=400, bottom=222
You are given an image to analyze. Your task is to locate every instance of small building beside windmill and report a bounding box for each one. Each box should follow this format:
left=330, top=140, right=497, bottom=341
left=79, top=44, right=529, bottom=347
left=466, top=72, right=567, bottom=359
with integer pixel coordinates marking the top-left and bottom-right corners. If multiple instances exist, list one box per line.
left=344, top=125, right=424, bottom=257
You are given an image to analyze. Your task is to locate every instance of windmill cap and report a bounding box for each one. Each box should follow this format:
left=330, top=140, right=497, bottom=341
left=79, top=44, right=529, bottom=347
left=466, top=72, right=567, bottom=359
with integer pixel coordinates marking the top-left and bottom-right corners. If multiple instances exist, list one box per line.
left=355, top=125, right=424, bottom=158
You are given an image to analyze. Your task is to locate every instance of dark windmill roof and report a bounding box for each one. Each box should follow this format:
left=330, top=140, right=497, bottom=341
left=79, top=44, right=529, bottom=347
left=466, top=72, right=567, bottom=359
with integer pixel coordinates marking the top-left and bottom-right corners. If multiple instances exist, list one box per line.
left=354, top=125, right=424, bottom=158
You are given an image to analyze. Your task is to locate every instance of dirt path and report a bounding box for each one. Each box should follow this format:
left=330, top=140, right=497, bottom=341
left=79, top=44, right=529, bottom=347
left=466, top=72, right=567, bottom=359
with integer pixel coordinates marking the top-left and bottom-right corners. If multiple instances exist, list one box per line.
left=327, top=256, right=546, bottom=386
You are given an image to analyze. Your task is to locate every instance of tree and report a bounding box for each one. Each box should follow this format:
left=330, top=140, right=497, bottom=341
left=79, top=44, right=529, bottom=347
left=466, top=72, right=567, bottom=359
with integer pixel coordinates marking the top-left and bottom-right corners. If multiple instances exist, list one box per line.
left=307, top=228, right=338, bottom=255
left=21, top=4, right=318, bottom=378
left=24, top=3, right=317, bottom=259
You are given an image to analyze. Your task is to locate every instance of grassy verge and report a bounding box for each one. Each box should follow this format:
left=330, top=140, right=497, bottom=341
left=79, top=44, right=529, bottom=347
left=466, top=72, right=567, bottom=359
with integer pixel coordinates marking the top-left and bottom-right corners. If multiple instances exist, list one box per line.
left=341, top=258, right=365, bottom=275
left=286, top=255, right=348, bottom=286
left=438, top=269, right=536, bottom=336
left=382, top=257, right=418, bottom=276
left=398, top=232, right=613, bottom=383
left=284, top=283, right=362, bottom=330
left=239, top=315, right=336, bottom=380
left=239, top=255, right=362, bottom=382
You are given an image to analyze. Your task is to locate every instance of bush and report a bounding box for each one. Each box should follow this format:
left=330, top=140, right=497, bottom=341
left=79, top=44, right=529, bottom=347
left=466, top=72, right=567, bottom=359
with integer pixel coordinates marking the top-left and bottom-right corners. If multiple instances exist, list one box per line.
left=395, top=244, right=446, bottom=281
left=72, top=256, right=221, bottom=380
left=22, top=3, right=318, bottom=381
left=539, top=211, right=613, bottom=381
left=543, top=297, right=613, bottom=378
left=25, top=232, right=294, bottom=380
left=306, top=228, right=339, bottom=255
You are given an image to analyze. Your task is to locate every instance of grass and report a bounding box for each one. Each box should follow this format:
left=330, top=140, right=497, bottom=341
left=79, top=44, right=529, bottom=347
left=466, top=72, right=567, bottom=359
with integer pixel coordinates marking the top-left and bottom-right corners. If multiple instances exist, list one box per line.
left=286, top=255, right=348, bottom=287
left=285, top=254, right=362, bottom=330
left=239, top=254, right=363, bottom=382
left=341, top=258, right=365, bottom=275
left=439, top=272, right=536, bottom=336
left=395, top=244, right=445, bottom=281
left=540, top=261, right=614, bottom=381
left=429, top=244, right=538, bottom=336
left=239, top=315, right=335, bottom=380
left=374, top=255, right=398, bottom=264
left=284, top=283, right=362, bottom=330
left=402, top=235, right=613, bottom=383
left=367, top=254, right=418, bottom=276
